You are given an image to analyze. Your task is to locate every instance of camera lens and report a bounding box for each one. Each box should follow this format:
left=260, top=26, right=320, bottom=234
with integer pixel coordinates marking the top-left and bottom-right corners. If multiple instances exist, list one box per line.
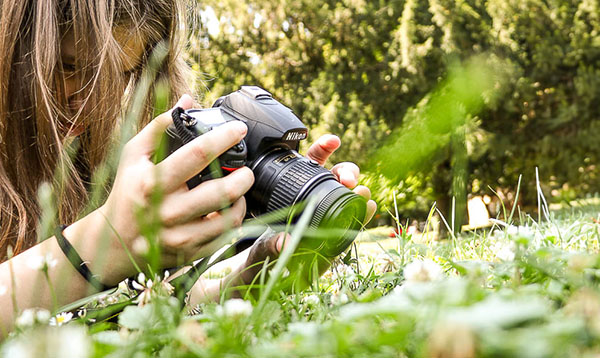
left=248, top=149, right=367, bottom=258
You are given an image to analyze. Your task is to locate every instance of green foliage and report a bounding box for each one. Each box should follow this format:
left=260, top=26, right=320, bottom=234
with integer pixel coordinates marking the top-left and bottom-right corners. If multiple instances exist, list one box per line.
left=7, top=198, right=600, bottom=357
left=189, top=0, right=600, bottom=221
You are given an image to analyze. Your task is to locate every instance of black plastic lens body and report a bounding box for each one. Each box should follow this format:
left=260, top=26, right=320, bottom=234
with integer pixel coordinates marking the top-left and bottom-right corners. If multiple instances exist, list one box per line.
left=248, top=148, right=367, bottom=257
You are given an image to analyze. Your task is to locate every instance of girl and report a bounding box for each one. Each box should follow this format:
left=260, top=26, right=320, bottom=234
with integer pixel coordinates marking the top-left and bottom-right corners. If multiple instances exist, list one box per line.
left=0, top=0, right=376, bottom=333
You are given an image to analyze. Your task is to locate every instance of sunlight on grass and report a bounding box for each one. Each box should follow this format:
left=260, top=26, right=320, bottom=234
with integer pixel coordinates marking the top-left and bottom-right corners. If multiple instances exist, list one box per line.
left=8, top=46, right=600, bottom=358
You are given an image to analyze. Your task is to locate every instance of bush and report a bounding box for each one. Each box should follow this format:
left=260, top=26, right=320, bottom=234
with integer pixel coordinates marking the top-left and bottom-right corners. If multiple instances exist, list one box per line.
left=190, top=0, right=600, bottom=222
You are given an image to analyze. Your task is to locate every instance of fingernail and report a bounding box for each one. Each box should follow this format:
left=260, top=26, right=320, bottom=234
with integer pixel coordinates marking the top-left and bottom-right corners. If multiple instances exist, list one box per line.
left=276, top=234, right=285, bottom=253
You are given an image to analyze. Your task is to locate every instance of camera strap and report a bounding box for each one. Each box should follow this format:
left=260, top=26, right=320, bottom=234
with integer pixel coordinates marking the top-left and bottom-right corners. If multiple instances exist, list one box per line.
left=171, top=107, right=198, bottom=145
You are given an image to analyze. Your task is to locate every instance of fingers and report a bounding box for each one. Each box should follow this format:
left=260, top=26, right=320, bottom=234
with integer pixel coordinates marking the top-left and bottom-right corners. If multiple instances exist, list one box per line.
left=353, top=185, right=371, bottom=201
left=331, top=162, right=360, bottom=189
left=240, top=231, right=290, bottom=285
left=305, top=134, right=341, bottom=165
left=129, top=94, right=194, bottom=156
left=365, top=200, right=377, bottom=225
left=155, top=121, right=248, bottom=193
left=305, top=135, right=359, bottom=189
left=159, top=167, right=254, bottom=226
left=160, top=197, right=246, bottom=253
left=353, top=185, right=376, bottom=225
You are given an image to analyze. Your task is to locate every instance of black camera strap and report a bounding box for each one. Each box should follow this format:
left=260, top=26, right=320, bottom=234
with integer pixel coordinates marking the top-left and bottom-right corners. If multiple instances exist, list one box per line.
left=171, top=107, right=199, bottom=145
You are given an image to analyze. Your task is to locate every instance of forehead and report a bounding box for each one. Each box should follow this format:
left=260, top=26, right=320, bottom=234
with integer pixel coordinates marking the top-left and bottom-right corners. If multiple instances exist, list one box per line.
left=60, top=26, right=147, bottom=72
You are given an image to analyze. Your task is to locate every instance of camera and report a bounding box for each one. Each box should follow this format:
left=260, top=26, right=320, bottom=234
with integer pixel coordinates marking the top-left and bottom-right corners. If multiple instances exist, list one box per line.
left=165, top=86, right=366, bottom=259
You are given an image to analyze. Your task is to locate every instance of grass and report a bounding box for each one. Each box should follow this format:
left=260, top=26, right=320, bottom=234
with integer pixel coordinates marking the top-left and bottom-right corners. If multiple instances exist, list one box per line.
left=4, top=196, right=600, bottom=357
left=6, top=53, right=597, bottom=357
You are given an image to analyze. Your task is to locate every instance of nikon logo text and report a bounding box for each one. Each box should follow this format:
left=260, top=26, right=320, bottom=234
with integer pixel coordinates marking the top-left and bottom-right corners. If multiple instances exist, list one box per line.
left=284, top=132, right=307, bottom=141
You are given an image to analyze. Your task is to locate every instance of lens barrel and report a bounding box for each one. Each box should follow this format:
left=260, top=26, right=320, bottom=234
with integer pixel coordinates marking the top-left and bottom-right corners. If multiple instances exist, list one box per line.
left=249, top=149, right=366, bottom=257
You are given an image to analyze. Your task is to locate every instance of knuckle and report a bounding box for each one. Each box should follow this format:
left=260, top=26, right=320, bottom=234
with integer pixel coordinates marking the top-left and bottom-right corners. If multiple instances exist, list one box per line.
left=140, top=175, right=156, bottom=197
left=189, top=141, right=210, bottom=163
left=163, top=235, right=186, bottom=250
left=225, top=184, right=241, bottom=203
left=122, top=141, right=136, bottom=159
left=159, top=207, right=180, bottom=227
left=165, top=230, right=197, bottom=250
left=220, top=179, right=242, bottom=204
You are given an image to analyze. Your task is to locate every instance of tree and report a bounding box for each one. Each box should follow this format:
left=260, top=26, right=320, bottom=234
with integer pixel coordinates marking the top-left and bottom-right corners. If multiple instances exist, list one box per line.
left=187, top=0, right=600, bottom=228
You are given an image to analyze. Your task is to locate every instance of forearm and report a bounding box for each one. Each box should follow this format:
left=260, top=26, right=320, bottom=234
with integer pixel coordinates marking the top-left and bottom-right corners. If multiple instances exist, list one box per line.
left=0, top=208, right=136, bottom=333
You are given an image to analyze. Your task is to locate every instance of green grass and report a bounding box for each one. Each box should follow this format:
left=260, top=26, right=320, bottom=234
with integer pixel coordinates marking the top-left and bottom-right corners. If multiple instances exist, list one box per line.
left=5, top=197, right=600, bottom=357
left=6, top=53, right=598, bottom=357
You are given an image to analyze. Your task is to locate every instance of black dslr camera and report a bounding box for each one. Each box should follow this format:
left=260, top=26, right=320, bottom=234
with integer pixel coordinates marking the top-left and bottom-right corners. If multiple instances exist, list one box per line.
left=165, top=86, right=366, bottom=258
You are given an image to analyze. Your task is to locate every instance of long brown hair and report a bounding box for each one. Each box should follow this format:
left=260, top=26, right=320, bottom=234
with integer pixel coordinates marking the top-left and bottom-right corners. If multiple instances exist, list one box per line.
left=0, top=0, right=190, bottom=259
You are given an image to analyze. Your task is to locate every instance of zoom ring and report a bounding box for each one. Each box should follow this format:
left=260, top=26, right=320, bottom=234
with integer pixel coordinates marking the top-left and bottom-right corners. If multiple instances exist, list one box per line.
left=266, top=160, right=331, bottom=212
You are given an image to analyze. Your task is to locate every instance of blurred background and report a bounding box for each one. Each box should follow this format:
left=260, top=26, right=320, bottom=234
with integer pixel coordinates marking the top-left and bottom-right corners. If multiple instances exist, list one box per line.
left=184, top=0, right=600, bottom=234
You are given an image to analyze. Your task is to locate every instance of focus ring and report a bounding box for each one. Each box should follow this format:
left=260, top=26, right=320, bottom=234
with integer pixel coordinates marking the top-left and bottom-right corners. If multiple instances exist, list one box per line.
left=266, top=159, right=331, bottom=212
left=310, top=186, right=348, bottom=228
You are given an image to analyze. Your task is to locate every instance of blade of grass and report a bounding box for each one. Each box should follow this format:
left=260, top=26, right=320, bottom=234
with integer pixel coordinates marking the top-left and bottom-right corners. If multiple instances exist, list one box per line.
left=507, top=174, right=522, bottom=225
left=252, top=197, right=318, bottom=315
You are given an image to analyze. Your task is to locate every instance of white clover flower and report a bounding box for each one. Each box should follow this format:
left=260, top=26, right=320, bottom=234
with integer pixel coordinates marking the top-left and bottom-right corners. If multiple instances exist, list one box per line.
left=494, top=241, right=517, bottom=261
left=131, top=275, right=152, bottom=306
left=49, top=312, right=73, bottom=326
left=506, top=225, right=519, bottom=236
left=130, top=272, right=174, bottom=306
left=490, top=219, right=534, bottom=239
left=323, top=280, right=341, bottom=295
left=2, top=325, right=91, bottom=358
left=287, top=322, right=319, bottom=338
left=117, top=280, right=129, bottom=293
left=331, top=264, right=356, bottom=282
left=321, top=269, right=334, bottom=280
left=330, top=292, right=349, bottom=305
left=519, top=225, right=535, bottom=238
left=216, top=298, right=253, bottom=318
left=36, top=309, right=51, bottom=323
left=303, top=294, right=320, bottom=306
left=135, top=290, right=151, bottom=306
left=15, top=308, right=50, bottom=328
left=137, top=272, right=146, bottom=285
left=403, top=259, right=444, bottom=283
left=15, top=309, right=35, bottom=328
left=131, top=279, right=146, bottom=292
left=27, top=253, right=58, bottom=271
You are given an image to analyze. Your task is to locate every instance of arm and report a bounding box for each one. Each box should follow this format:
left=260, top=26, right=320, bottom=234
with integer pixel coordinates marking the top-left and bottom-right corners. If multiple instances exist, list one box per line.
left=0, top=209, right=133, bottom=334
left=0, top=94, right=254, bottom=334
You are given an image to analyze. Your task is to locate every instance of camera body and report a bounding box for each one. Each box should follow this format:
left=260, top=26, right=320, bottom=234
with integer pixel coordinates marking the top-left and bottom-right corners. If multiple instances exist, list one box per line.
left=166, top=86, right=366, bottom=259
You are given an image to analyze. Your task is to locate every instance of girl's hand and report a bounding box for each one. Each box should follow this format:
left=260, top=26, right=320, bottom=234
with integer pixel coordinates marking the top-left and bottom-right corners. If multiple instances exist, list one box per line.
left=304, top=134, right=377, bottom=223
left=239, top=134, right=376, bottom=286
left=99, top=95, right=254, bottom=276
